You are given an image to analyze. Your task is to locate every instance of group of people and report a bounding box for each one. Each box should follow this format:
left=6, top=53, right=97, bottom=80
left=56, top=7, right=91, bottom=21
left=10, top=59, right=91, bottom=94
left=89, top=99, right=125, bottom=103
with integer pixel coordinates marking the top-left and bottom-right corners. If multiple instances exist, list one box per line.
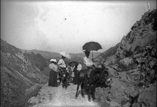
left=48, top=55, right=66, bottom=87
left=48, top=50, right=95, bottom=87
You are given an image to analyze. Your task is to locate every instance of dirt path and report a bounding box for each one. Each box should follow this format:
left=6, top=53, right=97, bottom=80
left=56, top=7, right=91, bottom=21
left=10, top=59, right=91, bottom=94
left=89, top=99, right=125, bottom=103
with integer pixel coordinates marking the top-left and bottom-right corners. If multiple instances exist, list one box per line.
left=28, top=84, right=100, bottom=107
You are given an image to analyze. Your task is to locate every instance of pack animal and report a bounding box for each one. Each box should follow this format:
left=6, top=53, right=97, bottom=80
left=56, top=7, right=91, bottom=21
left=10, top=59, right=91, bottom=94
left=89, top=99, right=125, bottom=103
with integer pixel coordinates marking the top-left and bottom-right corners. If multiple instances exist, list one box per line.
left=58, top=68, right=69, bottom=89
left=74, top=64, right=111, bottom=101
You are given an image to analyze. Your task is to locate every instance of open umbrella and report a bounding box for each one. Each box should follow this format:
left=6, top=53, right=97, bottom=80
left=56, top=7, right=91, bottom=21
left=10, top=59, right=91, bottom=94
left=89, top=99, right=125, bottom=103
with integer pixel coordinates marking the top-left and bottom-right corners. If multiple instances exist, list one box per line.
left=59, top=51, right=71, bottom=59
left=82, top=41, right=102, bottom=60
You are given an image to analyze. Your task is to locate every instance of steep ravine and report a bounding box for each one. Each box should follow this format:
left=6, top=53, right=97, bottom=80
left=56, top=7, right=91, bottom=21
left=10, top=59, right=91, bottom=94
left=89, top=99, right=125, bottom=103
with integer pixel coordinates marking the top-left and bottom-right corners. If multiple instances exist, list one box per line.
left=1, top=39, right=49, bottom=107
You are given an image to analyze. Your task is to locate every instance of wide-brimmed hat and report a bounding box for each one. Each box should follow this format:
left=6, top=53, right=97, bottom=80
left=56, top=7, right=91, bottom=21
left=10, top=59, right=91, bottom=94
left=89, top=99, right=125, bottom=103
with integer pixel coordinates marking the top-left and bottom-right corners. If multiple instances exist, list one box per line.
left=50, top=59, right=57, bottom=63
left=59, top=51, right=71, bottom=59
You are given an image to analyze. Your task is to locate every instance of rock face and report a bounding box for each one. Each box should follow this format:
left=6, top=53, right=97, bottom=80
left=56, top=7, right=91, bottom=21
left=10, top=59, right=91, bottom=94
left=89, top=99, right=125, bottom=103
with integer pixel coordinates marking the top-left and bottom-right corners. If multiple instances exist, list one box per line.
left=1, top=39, right=48, bottom=107
left=95, top=9, right=157, bottom=107
left=96, top=43, right=119, bottom=65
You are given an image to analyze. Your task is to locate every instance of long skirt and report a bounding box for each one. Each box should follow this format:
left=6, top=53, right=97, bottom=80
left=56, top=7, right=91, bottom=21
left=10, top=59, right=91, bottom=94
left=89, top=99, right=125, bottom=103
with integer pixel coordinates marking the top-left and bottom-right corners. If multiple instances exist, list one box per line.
left=48, top=70, right=57, bottom=87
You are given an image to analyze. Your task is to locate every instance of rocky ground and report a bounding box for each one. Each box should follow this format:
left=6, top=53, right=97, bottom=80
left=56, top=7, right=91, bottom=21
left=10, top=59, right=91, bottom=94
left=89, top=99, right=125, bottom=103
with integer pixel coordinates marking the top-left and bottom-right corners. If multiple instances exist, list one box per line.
left=95, top=66, right=156, bottom=107
left=28, top=84, right=100, bottom=107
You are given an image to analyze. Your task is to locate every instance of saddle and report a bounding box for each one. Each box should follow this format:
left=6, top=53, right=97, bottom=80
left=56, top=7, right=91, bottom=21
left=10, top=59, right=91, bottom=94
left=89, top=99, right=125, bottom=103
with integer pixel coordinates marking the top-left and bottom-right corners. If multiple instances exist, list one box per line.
left=79, top=68, right=93, bottom=79
left=58, top=67, right=67, bottom=77
left=87, top=66, right=96, bottom=78
left=79, top=71, right=86, bottom=78
left=59, top=67, right=66, bottom=71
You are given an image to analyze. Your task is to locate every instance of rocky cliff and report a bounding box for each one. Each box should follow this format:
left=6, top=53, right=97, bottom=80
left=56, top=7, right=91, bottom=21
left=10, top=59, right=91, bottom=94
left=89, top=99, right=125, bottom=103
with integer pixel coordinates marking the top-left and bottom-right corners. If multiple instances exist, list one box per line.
left=1, top=39, right=48, bottom=107
left=95, top=9, right=157, bottom=107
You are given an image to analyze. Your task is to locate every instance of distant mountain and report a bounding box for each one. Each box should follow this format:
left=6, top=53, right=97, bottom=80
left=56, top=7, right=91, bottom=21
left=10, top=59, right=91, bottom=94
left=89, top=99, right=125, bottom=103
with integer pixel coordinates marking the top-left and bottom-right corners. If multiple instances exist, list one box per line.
left=25, top=49, right=61, bottom=60
left=27, top=49, right=101, bottom=63
left=1, top=39, right=49, bottom=107
left=71, top=52, right=101, bottom=59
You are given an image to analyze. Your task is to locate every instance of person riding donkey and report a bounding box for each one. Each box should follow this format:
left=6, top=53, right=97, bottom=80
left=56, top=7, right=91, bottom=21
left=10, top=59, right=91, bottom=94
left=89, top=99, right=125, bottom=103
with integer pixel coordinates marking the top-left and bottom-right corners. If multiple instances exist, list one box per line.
left=57, top=55, right=67, bottom=86
left=58, top=52, right=71, bottom=88
left=83, top=50, right=95, bottom=78
left=58, top=55, right=67, bottom=70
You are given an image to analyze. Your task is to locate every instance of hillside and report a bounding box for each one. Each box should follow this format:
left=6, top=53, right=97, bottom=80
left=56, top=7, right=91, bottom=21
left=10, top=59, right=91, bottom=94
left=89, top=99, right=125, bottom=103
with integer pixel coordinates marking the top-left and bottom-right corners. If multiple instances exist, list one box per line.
left=94, top=9, right=157, bottom=107
left=95, top=43, right=119, bottom=62
left=27, top=49, right=100, bottom=63
left=1, top=39, right=49, bottom=107
left=26, top=49, right=61, bottom=60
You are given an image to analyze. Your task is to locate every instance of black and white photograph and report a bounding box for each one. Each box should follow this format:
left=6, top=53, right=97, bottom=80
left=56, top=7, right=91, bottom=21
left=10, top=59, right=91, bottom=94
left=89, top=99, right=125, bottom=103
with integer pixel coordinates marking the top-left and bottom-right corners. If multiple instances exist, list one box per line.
left=1, top=0, right=157, bottom=107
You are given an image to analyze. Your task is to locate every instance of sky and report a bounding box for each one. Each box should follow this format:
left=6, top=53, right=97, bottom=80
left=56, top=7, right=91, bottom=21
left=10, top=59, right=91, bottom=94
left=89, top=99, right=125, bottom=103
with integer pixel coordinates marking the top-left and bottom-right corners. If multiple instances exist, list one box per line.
left=1, top=0, right=156, bottom=53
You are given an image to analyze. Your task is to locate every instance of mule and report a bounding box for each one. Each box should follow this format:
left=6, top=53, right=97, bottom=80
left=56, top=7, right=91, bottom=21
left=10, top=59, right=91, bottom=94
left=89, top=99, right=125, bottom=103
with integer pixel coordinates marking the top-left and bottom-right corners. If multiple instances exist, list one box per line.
left=75, top=65, right=111, bottom=101
left=75, top=69, right=88, bottom=98
left=58, top=67, right=69, bottom=89
left=68, top=61, right=79, bottom=84
left=66, top=65, right=74, bottom=83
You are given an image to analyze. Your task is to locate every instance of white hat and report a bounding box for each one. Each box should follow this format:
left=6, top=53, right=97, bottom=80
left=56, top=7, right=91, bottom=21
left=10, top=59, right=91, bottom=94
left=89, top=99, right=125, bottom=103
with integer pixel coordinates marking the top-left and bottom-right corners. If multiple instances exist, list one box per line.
left=59, top=52, right=66, bottom=57
left=50, top=59, right=57, bottom=63
left=59, top=51, right=71, bottom=59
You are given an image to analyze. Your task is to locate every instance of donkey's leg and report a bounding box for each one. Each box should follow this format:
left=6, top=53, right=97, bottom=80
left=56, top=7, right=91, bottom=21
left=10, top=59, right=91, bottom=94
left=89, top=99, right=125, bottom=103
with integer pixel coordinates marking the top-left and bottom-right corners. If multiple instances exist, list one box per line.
left=62, top=78, right=65, bottom=88
left=60, top=78, right=62, bottom=85
left=66, top=73, right=69, bottom=88
left=88, top=89, right=91, bottom=101
left=87, top=84, right=93, bottom=102
left=58, top=78, right=61, bottom=86
left=75, top=83, right=80, bottom=98
left=62, top=81, right=64, bottom=88
left=59, top=74, right=62, bottom=85
left=81, top=82, right=85, bottom=98
left=63, top=77, right=66, bottom=88
left=91, top=85, right=96, bottom=101
left=65, top=78, right=68, bottom=89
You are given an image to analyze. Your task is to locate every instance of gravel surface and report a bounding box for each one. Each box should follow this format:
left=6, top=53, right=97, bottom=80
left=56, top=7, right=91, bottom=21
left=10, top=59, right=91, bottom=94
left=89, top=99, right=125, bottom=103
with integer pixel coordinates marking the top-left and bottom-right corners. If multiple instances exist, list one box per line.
left=28, top=84, right=100, bottom=107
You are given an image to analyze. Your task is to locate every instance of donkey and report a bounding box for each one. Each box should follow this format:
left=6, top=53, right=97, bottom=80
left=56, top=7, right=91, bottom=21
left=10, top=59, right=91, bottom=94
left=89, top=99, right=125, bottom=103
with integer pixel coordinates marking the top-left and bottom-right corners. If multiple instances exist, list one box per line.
left=58, top=67, right=69, bottom=89
left=75, top=64, right=111, bottom=101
